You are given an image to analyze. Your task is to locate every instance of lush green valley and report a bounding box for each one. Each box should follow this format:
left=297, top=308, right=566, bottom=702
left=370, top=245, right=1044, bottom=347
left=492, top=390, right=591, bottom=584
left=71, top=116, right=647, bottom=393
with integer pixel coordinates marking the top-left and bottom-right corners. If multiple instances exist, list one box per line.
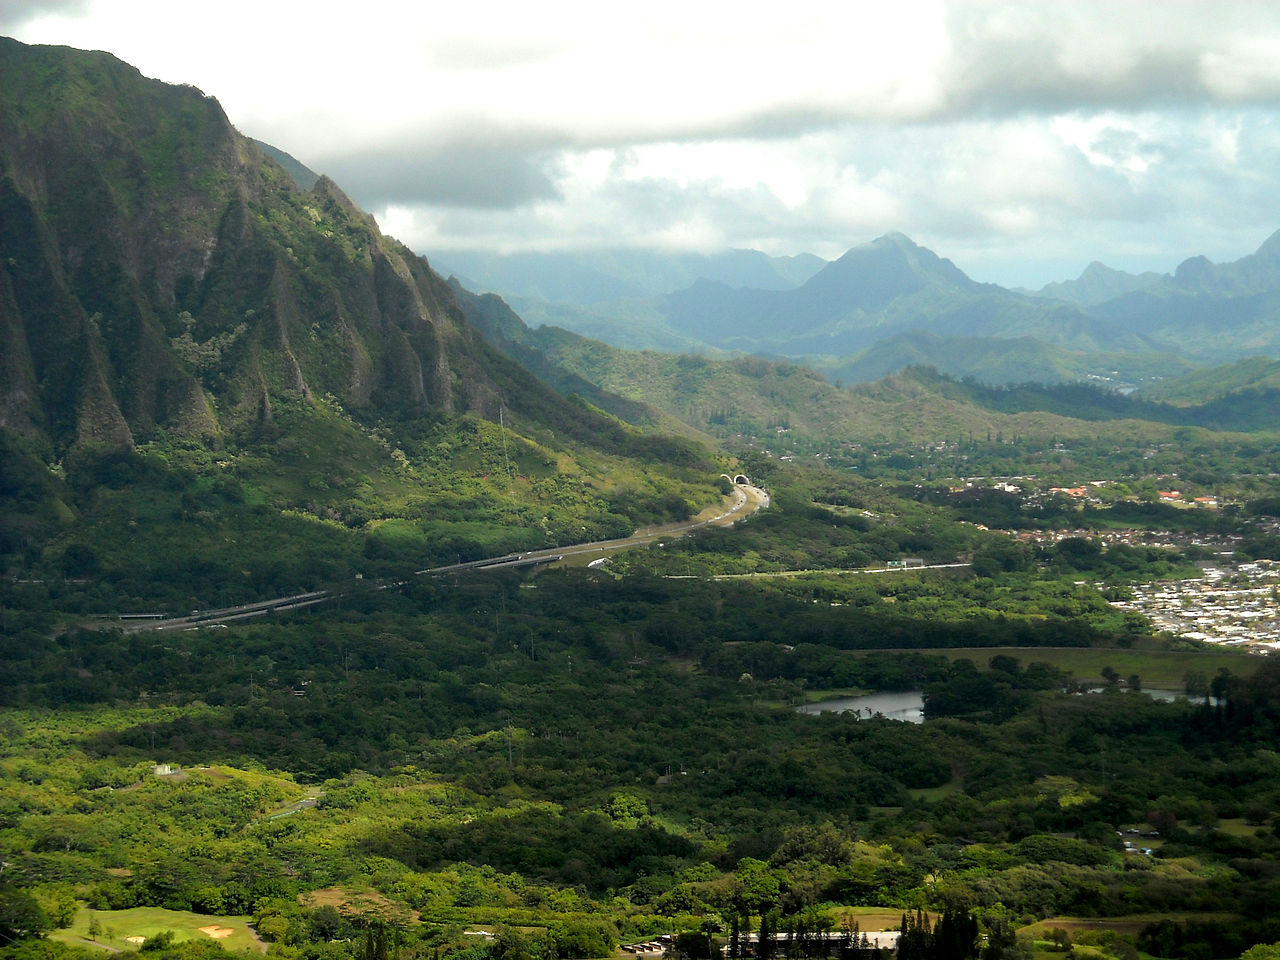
left=12, top=33, right=1280, bottom=960
left=8, top=460, right=1280, bottom=960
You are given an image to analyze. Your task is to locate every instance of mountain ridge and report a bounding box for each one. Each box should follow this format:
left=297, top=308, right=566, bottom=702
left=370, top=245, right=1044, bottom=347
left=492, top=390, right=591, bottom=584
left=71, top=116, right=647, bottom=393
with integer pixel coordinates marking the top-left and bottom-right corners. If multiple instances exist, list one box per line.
left=433, top=247, right=827, bottom=304
left=0, top=37, right=725, bottom=599
left=0, top=36, right=562, bottom=457
left=1035, top=227, right=1280, bottom=305
left=661, top=231, right=1102, bottom=357
left=428, top=227, right=1280, bottom=386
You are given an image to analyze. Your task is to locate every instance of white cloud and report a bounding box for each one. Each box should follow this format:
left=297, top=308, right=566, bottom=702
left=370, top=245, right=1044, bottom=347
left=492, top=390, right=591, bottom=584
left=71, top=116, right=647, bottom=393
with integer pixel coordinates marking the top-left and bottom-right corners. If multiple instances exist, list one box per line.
left=8, top=0, right=1280, bottom=285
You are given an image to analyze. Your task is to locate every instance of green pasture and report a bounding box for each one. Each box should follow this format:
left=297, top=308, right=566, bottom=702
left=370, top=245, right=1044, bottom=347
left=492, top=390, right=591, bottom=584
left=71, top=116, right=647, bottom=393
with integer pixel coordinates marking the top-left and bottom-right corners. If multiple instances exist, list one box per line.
left=1212, top=817, right=1271, bottom=838
left=801, top=687, right=871, bottom=703
left=907, top=777, right=964, bottom=803
left=55, top=905, right=263, bottom=953
left=1018, top=913, right=1239, bottom=940
left=828, top=906, right=931, bottom=930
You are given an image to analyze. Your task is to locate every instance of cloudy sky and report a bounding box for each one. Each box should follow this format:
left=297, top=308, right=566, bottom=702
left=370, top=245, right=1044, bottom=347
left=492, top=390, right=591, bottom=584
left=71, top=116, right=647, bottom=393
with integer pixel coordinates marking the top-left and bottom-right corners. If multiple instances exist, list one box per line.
left=6, top=0, right=1280, bottom=286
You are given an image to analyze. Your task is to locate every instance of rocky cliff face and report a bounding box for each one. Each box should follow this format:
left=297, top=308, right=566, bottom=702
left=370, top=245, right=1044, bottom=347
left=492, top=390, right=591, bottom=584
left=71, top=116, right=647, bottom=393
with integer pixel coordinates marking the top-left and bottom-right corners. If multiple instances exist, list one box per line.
left=0, top=37, right=509, bottom=456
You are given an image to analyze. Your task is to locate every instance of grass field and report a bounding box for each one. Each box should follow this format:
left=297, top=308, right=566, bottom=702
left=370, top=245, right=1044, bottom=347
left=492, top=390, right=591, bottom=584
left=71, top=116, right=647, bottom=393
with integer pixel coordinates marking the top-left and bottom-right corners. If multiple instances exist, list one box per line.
left=300, top=887, right=414, bottom=923
left=1018, top=913, right=1239, bottom=939
left=906, top=777, right=964, bottom=802
left=55, top=906, right=264, bottom=953
left=1212, top=817, right=1270, bottom=838
left=828, top=906, right=928, bottom=931
left=800, top=687, right=871, bottom=704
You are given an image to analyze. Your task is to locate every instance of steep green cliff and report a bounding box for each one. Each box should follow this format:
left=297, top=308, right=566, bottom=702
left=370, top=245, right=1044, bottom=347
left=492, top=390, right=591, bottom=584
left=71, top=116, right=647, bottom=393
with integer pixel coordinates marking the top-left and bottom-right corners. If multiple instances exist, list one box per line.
left=0, top=37, right=549, bottom=454
left=0, top=38, right=717, bottom=602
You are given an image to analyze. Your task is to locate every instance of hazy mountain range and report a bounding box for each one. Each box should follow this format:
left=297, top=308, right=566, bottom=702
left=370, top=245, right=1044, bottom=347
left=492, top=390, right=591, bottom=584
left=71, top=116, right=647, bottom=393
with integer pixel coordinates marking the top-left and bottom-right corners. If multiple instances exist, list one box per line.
left=434, top=229, right=1280, bottom=387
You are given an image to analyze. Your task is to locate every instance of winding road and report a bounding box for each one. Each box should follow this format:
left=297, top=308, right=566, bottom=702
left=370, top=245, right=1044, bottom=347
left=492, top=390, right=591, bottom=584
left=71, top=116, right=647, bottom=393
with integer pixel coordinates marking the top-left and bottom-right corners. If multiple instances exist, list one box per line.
left=117, top=483, right=769, bottom=632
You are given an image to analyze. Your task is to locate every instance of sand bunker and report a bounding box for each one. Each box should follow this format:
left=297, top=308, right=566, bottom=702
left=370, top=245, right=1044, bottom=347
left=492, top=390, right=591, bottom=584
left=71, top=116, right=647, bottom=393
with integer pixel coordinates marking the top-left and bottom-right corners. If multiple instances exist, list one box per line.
left=199, top=925, right=235, bottom=939
left=125, top=936, right=146, bottom=945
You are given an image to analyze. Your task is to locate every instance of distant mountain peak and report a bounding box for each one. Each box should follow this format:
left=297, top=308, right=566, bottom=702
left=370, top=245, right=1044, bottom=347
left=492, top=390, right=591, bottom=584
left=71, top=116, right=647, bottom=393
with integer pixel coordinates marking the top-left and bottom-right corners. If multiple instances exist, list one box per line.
left=871, top=231, right=920, bottom=249
left=1255, top=229, right=1280, bottom=259
left=1080, top=261, right=1122, bottom=278
left=833, top=232, right=941, bottom=266
left=1174, top=254, right=1213, bottom=284
left=819, top=232, right=974, bottom=301
left=1032, top=258, right=1166, bottom=308
left=834, top=232, right=925, bottom=259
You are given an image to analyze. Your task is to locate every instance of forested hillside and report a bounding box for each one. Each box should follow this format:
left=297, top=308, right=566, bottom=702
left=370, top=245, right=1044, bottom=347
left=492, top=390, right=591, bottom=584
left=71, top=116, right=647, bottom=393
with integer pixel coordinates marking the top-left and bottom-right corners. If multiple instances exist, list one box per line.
left=0, top=37, right=723, bottom=607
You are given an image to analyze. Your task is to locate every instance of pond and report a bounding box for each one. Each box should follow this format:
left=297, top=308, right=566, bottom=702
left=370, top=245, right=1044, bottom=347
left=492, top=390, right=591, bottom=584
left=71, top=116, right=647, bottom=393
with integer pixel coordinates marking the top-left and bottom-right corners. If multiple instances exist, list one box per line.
left=1079, top=686, right=1187, bottom=702
left=794, top=691, right=926, bottom=723
left=794, top=687, right=1190, bottom=723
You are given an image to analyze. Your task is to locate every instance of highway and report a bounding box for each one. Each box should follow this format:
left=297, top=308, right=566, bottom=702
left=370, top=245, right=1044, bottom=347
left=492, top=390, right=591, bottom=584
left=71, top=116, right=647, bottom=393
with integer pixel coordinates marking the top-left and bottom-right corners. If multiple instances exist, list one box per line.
left=709, top=561, right=971, bottom=581
left=117, top=483, right=768, bottom=632
left=418, top=483, right=768, bottom=576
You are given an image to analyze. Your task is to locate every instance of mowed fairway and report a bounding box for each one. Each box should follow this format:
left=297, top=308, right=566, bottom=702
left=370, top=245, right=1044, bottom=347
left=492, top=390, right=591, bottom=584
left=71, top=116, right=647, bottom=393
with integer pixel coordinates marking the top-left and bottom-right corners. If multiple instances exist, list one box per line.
left=56, top=906, right=264, bottom=953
